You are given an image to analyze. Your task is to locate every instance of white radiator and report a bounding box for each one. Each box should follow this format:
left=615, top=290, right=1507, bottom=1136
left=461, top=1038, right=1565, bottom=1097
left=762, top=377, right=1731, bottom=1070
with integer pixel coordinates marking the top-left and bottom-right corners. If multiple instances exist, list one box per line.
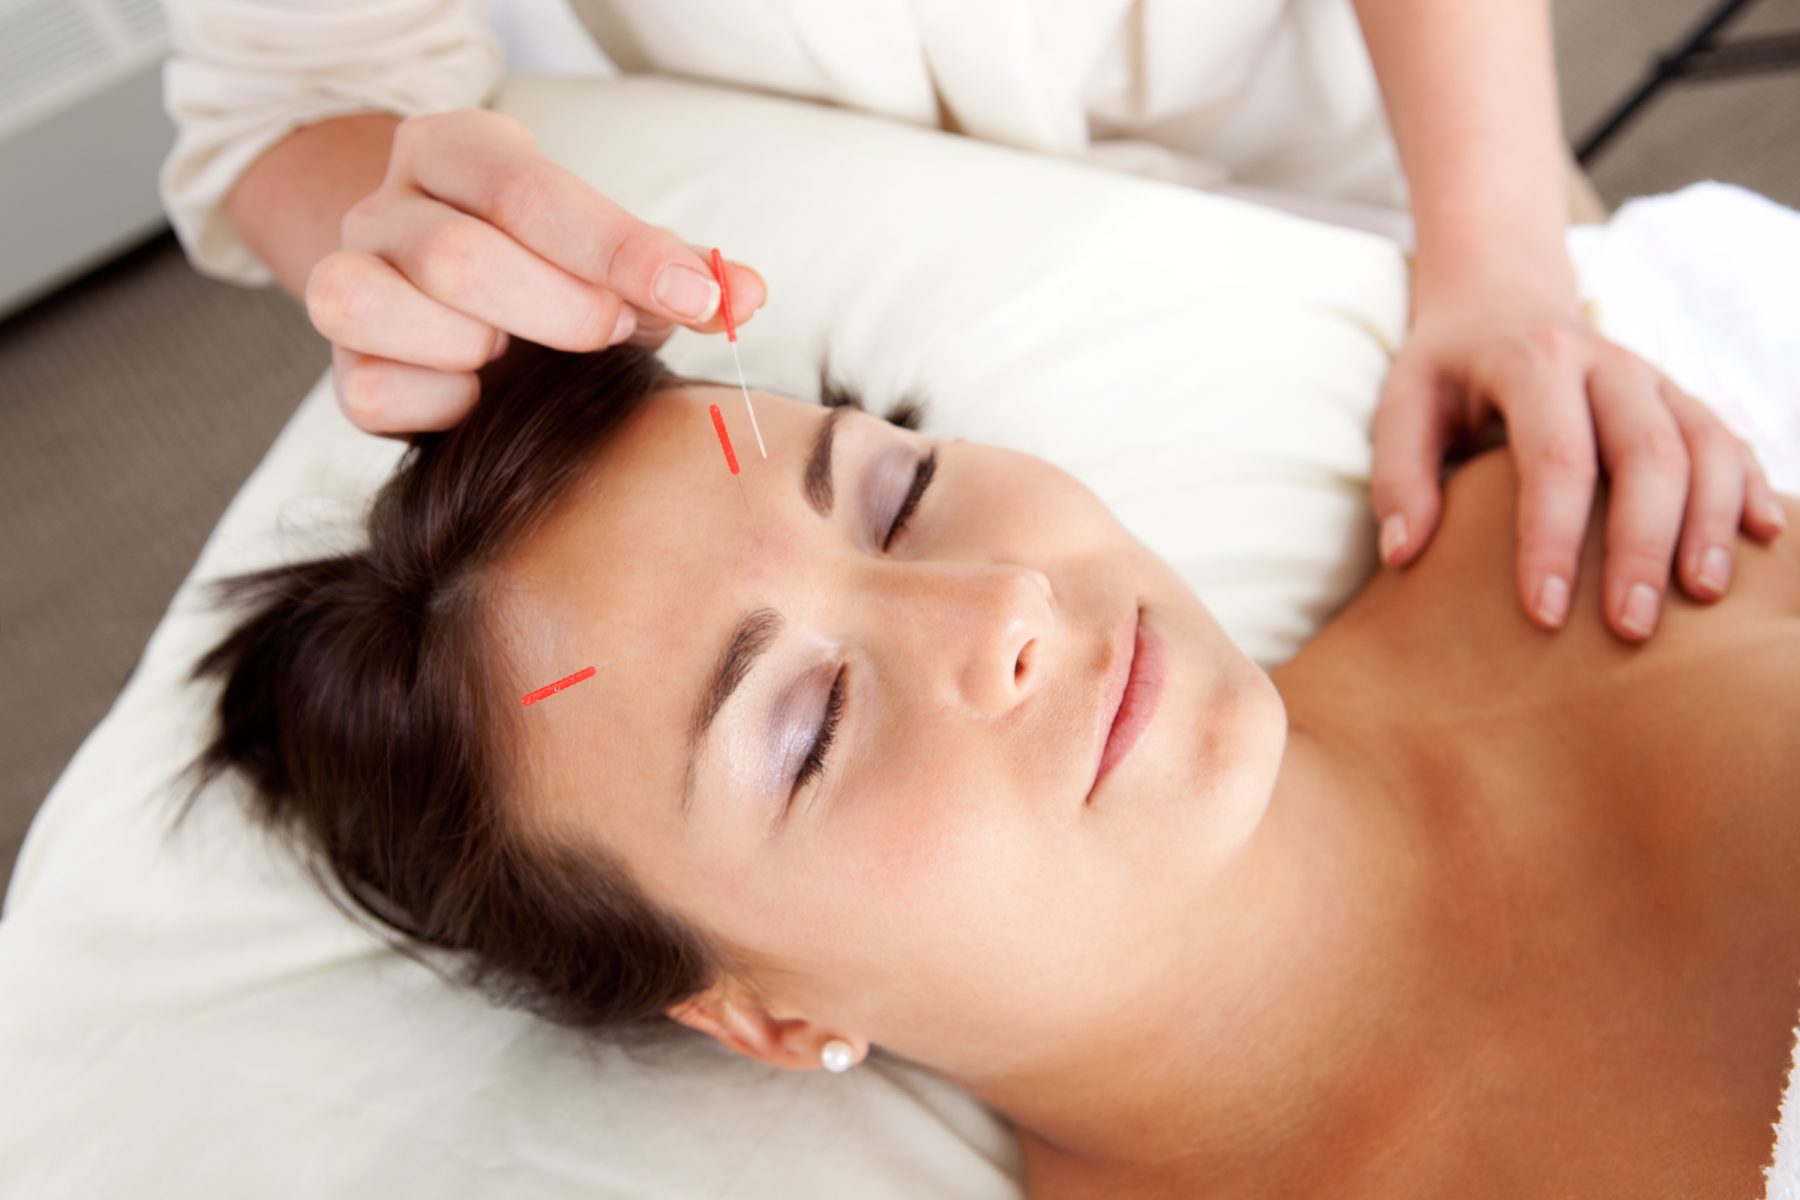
left=0, top=0, right=173, bottom=320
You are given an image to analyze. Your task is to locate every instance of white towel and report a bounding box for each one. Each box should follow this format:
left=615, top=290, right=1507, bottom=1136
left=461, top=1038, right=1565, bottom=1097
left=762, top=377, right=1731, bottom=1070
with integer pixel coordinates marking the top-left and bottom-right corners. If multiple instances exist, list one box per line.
left=1777, top=1018, right=1800, bottom=1200
left=1567, top=181, right=1800, bottom=497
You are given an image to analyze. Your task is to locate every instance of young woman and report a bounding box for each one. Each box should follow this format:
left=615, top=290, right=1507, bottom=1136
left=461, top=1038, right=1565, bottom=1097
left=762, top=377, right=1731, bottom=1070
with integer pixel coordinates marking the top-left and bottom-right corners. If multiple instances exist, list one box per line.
left=193, top=340, right=1799, bottom=1198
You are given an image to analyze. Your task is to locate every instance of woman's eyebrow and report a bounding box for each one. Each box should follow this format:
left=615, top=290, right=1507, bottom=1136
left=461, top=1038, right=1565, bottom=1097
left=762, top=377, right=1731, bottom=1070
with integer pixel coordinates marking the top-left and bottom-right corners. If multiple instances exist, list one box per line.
left=804, top=404, right=852, bottom=517
left=681, top=607, right=782, bottom=817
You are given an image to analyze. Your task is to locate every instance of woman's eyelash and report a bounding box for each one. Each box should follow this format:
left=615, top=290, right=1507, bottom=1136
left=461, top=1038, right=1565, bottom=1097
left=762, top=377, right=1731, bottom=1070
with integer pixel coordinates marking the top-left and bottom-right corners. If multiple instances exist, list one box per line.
left=882, top=449, right=938, bottom=551
left=793, top=665, right=847, bottom=795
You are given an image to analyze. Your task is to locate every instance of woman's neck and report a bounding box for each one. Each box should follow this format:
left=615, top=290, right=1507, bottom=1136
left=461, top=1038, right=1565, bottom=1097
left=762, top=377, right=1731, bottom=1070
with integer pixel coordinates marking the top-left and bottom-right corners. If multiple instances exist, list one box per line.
left=963, top=709, right=1500, bottom=1195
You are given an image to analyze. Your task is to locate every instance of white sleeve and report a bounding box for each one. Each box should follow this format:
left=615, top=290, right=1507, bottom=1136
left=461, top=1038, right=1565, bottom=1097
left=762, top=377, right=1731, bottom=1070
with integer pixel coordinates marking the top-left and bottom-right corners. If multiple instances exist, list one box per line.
left=158, top=0, right=505, bottom=287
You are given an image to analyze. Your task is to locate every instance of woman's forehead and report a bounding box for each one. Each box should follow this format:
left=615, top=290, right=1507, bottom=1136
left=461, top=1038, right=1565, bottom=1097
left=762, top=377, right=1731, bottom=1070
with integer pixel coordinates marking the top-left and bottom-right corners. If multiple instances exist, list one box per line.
left=483, top=387, right=828, bottom=825
left=494, top=384, right=823, bottom=616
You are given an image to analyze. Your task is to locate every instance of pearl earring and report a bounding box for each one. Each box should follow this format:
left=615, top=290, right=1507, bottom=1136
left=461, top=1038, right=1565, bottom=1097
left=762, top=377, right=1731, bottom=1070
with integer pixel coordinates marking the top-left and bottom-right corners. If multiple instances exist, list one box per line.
left=820, top=1038, right=855, bottom=1073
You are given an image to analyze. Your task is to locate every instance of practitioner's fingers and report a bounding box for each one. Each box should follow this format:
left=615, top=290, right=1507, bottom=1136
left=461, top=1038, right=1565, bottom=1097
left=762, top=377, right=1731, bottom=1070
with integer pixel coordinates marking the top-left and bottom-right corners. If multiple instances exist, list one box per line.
left=1737, top=434, right=1789, bottom=544
left=1370, top=352, right=1455, bottom=569
left=328, top=342, right=484, bottom=437
left=1490, top=338, right=1600, bottom=632
left=624, top=250, right=766, bottom=348
left=315, top=107, right=779, bottom=434
left=1588, top=355, right=1689, bottom=641
left=388, top=109, right=725, bottom=326
left=339, top=191, right=638, bottom=353
left=681, top=246, right=769, bottom=335
left=306, top=248, right=507, bottom=372
left=1657, top=378, right=1753, bottom=602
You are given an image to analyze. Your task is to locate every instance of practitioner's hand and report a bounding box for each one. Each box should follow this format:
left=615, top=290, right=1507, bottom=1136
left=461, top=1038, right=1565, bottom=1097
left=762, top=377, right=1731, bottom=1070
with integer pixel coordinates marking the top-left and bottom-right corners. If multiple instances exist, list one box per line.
left=1370, top=274, right=1787, bottom=642
left=305, top=108, right=766, bottom=435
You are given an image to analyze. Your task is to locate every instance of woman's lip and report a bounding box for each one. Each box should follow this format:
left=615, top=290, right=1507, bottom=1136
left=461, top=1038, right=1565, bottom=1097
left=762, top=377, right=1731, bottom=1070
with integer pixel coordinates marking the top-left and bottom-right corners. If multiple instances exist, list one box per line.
left=1087, top=609, right=1163, bottom=803
left=1087, top=615, right=1144, bottom=802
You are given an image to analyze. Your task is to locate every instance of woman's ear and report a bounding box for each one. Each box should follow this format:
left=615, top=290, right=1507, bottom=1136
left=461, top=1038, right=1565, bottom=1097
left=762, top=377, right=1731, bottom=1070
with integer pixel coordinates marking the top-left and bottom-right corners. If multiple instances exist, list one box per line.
left=667, top=988, right=858, bottom=1072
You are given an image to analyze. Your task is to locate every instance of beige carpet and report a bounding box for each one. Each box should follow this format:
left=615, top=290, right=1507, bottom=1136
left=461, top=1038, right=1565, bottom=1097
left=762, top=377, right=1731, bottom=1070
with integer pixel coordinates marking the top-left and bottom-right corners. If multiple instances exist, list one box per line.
left=1560, top=0, right=1800, bottom=206
left=3, top=3, right=1799, bottom=897
left=0, top=239, right=326, bottom=895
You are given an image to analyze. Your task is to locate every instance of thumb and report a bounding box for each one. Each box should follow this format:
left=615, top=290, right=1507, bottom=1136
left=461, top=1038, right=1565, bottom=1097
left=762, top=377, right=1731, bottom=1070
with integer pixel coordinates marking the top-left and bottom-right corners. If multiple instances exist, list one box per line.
left=677, top=246, right=768, bottom=336
left=1369, top=358, right=1453, bottom=569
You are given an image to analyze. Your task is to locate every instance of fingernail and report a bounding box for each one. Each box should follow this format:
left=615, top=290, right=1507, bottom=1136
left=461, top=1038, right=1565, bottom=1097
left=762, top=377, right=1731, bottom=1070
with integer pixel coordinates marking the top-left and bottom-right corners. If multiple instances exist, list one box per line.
left=1619, top=582, right=1659, bottom=637
left=1767, top=500, right=1788, bottom=532
left=1536, top=575, right=1571, bottom=628
left=1697, top=545, right=1731, bottom=594
left=487, top=331, right=510, bottom=361
left=653, top=265, right=720, bottom=322
left=1378, top=513, right=1408, bottom=565
left=608, top=306, right=636, bottom=344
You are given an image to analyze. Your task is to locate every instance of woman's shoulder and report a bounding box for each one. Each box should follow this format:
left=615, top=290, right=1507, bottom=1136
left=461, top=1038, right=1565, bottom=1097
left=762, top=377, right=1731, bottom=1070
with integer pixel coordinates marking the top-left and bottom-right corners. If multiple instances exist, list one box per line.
left=1284, top=445, right=1800, bottom=732
left=1434, top=446, right=1800, bottom=631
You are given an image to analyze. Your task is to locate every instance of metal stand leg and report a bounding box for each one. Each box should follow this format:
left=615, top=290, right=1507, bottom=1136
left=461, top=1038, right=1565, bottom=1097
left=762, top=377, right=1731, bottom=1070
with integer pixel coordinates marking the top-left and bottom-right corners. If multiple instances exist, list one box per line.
left=1573, top=0, right=1769, bottom=166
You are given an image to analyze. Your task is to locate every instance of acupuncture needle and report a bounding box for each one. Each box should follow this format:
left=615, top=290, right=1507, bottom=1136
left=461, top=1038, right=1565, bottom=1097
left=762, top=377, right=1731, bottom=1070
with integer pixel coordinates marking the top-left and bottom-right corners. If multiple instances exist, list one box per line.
left=709, top=247, right=767, bottom=459
left=522, top=663, right=597, bottom=706
left=520, top=654, right=628, bottom=707
left=710, top=402, right=753, bottom=516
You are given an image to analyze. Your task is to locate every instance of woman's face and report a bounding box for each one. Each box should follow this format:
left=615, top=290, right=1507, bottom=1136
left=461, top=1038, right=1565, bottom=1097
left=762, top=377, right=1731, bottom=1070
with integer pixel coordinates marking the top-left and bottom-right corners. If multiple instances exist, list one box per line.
left=489, top=384, right=1286, bottom=1075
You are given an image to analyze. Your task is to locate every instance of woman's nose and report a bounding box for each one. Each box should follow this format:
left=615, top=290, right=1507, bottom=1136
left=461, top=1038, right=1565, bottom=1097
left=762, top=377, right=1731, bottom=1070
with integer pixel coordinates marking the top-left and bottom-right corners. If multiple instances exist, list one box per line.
left=880, top=563, right=1056, bottom=716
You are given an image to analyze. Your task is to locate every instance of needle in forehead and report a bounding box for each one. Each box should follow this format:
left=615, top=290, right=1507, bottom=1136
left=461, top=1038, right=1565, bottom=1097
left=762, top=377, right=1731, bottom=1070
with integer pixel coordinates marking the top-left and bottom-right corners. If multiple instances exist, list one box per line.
left=709, top=402, right=752, bottom=516
left=710, top=247, right=768, bottom=460
left=521, top=654, right=629, bottom=707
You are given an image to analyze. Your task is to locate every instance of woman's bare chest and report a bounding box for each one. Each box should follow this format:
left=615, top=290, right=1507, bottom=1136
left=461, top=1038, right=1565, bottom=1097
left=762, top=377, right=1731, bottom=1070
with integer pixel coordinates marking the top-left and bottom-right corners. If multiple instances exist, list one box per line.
left=1477, top=801, right=1800, bottom=1199
left=1404, top=620, right=1800, bottom=1197
left=1075, top=471, right=1800, bottom=1198
left=1287, top=597, right=1800, bottom=1193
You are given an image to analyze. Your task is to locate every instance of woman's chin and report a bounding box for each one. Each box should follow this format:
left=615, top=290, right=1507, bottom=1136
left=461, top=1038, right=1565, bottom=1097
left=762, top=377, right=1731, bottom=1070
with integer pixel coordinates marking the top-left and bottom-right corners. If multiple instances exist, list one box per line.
left=1175, top=665, right=1287, bottom=869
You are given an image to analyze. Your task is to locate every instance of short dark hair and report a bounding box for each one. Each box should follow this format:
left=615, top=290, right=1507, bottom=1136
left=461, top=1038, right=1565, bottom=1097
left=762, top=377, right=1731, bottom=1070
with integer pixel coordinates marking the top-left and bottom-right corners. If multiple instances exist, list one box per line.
left=183, top=341, right=728, bottom=1041
left=179, top=338, right=928, bottom=1044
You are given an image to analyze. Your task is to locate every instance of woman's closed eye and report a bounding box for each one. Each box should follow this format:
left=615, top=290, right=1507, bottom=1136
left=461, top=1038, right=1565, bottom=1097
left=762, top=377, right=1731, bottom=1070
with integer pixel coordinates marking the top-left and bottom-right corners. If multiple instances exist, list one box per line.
left=882, top=449, right=938, bottom=552
left=787, top=446, right=940, bottom=809
left=792, top=665, right=845, bottom=794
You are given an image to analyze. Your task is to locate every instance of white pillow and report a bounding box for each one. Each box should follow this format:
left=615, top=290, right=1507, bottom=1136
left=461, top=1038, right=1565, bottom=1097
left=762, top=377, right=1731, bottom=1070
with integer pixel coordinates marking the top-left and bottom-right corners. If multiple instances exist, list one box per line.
left=0, top=75, right=1406, bottom=1199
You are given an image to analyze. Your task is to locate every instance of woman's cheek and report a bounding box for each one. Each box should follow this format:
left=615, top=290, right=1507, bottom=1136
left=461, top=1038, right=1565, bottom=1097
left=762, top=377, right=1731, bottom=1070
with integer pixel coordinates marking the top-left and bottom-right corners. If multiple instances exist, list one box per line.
left=843, top=767, right=1027, bottom=920
left=1001, top=457, right=1121, bottom=547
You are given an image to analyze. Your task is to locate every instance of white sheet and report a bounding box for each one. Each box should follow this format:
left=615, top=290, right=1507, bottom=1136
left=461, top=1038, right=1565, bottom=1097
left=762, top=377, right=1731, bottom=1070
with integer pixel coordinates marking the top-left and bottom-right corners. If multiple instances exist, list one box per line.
left=1567, top=181, right=1800, bottom=497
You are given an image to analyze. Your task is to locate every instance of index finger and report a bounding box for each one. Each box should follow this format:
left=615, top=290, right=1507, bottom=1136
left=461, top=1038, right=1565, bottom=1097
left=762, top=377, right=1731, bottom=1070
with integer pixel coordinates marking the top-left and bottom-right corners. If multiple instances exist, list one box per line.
left=394, top=111, right=724, bottom=326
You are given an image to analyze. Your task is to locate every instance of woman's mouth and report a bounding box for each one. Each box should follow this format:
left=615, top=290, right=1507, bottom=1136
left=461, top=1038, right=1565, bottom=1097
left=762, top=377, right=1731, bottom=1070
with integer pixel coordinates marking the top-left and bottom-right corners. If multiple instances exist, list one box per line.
left=1087, top=608, right=1166, bottom=803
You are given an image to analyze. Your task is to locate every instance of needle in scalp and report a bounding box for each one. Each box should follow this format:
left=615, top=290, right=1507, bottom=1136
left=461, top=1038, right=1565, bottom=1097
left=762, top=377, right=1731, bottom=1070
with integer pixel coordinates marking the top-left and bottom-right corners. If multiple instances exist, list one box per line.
left=709, top=247, right=768, bottom=459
